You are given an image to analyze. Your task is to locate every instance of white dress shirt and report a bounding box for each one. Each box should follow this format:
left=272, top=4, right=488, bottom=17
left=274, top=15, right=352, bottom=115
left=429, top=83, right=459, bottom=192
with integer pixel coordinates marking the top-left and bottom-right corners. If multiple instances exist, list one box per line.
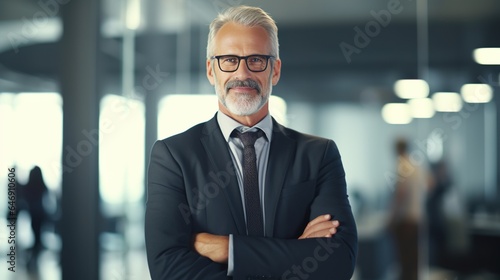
left=216, top=111, right=273, bottom=275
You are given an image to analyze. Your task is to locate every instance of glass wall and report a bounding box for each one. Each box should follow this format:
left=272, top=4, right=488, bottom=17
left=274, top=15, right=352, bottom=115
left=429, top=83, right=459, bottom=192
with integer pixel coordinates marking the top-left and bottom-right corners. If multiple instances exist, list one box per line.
left=98, top=94, right=148, bottom=280
left=0, top=92, right=62, bottom=280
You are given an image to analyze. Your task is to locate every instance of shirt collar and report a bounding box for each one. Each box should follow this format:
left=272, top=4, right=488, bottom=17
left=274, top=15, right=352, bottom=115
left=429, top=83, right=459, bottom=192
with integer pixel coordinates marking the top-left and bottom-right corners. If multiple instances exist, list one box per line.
left=217, top=111, right=273, bottom=142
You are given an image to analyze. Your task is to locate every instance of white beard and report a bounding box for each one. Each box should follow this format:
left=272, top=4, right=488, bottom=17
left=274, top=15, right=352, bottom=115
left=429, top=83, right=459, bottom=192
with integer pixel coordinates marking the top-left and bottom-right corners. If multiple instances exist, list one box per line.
left=213, top=70, right=273, bottom=116
left=219, top=90, right=265, bottom=116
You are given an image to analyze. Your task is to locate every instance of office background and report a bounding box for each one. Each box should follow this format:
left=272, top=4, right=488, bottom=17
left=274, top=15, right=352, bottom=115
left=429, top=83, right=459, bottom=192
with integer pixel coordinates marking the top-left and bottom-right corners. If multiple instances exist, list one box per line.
left=0, top=0, right=499, bottom=279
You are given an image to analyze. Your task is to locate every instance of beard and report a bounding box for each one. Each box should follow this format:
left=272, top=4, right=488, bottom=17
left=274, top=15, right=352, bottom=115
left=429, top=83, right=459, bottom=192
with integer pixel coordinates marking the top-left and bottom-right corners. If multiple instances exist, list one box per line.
left=214, top=75, right=272, bottom=116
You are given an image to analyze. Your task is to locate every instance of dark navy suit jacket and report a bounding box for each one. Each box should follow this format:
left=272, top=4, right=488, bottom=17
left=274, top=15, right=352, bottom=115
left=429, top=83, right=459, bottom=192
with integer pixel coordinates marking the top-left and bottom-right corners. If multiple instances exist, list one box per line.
left=145, top=115, right=357, bottom=280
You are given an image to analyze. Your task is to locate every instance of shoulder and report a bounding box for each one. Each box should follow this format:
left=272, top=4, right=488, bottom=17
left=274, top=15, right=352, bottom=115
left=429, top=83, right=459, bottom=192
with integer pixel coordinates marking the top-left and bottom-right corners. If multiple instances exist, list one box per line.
left=152, top=117, right=220, bottom=153
left=150, top=123, right=205, bottom=165
left=162, top=122, right=206, bottom=142
left=276, top=121, right=336, bottom=148
left=159, top=117, right=217, bottom=143
left=273, top=121, right=342, bottom=161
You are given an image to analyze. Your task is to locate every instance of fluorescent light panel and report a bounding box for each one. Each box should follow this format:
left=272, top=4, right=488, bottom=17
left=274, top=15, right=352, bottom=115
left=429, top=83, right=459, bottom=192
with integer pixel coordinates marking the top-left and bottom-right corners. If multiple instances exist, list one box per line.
left=473, top=48, right=500, bottom=65
left=461, top=84, right=493, bottom=103
left=381, top=103, right=412, bottom=124
left=126, top=0, right=141, bottom=30
left=408, top=98, right=435, bottom=118
left=394, top=79, right=429, bottom=99
left=432, top=92, right=462, bottom=112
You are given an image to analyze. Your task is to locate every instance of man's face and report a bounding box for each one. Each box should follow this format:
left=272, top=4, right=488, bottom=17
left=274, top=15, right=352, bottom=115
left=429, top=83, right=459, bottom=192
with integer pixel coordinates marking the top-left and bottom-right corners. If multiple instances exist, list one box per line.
left=207, top=22, right=281, bottom=117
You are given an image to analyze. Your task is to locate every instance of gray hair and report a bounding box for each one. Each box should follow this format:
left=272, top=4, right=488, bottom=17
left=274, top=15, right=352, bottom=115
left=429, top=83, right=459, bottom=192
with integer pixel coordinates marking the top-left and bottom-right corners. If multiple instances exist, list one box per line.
left=206, top=5, right=279, bottom=59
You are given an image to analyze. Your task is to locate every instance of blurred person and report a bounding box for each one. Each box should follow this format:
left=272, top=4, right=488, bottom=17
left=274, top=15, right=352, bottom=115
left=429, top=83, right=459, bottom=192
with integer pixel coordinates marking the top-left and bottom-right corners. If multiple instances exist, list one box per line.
left=145, top=5, right=357, bottom=280
left=18, top=166, right=50, bottom=273
left=387, top=138, right=429, bottom=280
left=426, top=159, right=452, bottom=266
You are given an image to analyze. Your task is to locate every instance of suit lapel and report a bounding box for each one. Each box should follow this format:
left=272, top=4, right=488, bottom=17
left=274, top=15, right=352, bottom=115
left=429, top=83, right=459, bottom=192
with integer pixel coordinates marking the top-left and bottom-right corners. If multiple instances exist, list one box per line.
left=200, top=115, right=247, bottom=235
left=264, top=119, right=296, bottom=236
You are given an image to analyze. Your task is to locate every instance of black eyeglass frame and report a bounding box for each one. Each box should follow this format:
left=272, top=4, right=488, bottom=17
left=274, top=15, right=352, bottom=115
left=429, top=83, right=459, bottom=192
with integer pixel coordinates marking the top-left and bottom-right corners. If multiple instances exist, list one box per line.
left=210, top=54, right=275, bottom=72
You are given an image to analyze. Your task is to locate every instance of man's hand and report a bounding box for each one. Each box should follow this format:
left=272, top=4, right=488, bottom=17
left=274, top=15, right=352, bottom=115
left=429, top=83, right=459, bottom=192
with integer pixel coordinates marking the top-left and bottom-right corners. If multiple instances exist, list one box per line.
left=193, top=233, right=229, bottom=264
left=299, top=214, right=339, bottom=239
left=193, top=215, right=337, bottom=262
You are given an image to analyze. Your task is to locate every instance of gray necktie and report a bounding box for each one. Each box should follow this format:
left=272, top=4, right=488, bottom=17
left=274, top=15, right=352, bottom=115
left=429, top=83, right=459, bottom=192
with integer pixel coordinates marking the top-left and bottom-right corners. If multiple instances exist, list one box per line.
left=232, top=129, right=265, bottom=236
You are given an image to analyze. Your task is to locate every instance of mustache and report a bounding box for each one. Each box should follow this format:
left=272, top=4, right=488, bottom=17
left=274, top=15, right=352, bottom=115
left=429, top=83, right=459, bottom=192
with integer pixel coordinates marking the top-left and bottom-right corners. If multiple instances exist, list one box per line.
left=225, top=79, right=261, bottom=93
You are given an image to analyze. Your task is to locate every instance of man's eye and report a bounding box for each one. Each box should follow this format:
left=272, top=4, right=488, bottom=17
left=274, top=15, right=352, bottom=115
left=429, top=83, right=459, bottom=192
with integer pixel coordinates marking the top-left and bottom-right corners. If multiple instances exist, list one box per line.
left=249, top=57, right=264, bottom=63
left=223, top=57, right=238, bottom=63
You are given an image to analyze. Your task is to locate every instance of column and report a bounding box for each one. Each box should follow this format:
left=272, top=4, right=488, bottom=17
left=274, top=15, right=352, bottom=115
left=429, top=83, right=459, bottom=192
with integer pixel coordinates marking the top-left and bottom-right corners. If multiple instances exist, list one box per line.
left=60, top=0, right=101, bottom=279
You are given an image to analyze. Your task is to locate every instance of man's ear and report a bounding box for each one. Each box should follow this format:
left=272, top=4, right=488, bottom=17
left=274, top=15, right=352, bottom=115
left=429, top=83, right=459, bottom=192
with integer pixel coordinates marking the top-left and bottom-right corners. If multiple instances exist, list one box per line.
left=206, top=59, right=215, bottom=85
left=272, top=58, right=281, bottom=86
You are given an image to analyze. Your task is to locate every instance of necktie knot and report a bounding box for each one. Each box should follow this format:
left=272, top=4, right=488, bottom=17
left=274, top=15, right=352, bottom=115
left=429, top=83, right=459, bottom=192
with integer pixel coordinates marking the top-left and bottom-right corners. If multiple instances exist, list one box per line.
left=232, top=129, right=265, bottom=147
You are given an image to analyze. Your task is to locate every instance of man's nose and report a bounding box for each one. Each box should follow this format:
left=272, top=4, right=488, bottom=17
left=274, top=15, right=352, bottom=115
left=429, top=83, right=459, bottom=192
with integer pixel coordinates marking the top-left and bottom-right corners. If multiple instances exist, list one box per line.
left=233, top=58, right=253, bottom=79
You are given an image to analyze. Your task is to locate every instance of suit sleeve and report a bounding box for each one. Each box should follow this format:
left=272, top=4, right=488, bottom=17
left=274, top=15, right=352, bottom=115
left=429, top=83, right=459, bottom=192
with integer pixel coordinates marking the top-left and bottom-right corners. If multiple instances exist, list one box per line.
left=145, top=140, right=230, bottom=280
left=232, top=140, right=358, bottom=280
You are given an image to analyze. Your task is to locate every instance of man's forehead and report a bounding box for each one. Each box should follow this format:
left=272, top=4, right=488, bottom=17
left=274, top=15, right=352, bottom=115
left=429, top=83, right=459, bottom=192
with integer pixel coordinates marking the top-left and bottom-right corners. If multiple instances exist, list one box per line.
left=213, top=22, right=271, bottom=54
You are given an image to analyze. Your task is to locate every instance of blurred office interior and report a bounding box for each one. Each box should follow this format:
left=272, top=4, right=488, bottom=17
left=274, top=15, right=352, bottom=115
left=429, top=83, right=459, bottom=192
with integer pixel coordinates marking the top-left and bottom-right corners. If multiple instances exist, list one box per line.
left=0, top=0, right=499, bottom=279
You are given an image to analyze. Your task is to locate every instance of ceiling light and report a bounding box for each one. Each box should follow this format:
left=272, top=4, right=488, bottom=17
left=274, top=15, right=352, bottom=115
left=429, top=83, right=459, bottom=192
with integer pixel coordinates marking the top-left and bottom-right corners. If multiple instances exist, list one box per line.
left=381, top=103, right=412, bottom=124
left=473, top=48, right=500, bottom=65
left=126, top=0, right=141, bottom=30
left=408, top=98, right=435, bottom=118
left=461, top=84, right=493, bottom=103
left=432, top=92, right=462, bottom=112
left=394, top=79, right=429, bottom=99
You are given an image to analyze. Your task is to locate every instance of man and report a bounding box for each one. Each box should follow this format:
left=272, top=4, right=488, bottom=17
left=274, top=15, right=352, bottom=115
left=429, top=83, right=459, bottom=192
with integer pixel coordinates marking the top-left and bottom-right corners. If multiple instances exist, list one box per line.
left=145, top=5, right=357, bottom=280
left=388, top=138, right=429, bottom=280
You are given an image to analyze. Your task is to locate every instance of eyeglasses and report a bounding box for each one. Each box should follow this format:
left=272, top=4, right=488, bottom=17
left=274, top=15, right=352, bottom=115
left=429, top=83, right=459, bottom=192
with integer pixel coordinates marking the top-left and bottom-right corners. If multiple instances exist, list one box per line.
left=211, top=55, right=274, bottom=72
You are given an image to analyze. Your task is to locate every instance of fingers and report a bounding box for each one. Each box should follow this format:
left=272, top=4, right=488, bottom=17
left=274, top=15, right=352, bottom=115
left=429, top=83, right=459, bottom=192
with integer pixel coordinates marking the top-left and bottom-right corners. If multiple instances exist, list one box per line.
left=299, top=214, right=340, bottom=239
left=299, top=214, right=331, bottom=239
left=299, top=220, right=339, bottom=239
left=307, top=214, right=332, bottom=227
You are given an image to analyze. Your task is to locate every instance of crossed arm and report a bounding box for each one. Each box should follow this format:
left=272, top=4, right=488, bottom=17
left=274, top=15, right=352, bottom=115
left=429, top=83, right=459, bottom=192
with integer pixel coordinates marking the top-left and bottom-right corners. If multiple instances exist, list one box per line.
left=194, top=214, right=340, bottom=263
left=146, top=138, right=357, bottom=279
